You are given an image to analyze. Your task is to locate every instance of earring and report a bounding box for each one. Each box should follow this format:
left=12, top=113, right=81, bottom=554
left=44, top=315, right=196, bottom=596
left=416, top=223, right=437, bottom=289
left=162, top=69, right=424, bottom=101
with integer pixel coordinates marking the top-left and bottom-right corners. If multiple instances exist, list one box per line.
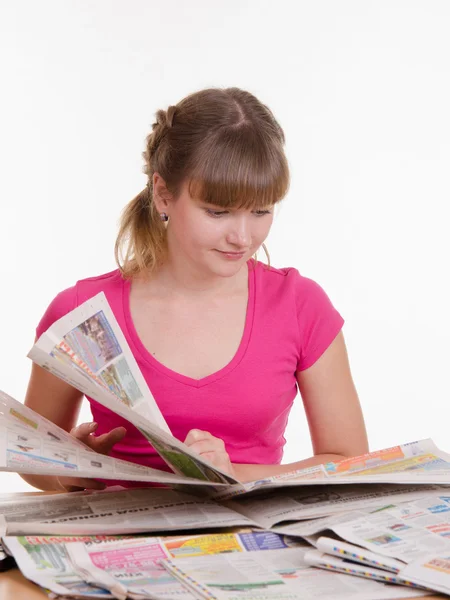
left=160, top=212, right=169, bottom=222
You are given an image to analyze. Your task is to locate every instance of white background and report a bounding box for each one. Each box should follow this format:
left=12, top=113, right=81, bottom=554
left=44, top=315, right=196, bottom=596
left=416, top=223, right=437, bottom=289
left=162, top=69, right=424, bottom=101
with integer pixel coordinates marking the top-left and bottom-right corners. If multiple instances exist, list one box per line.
left=0, top=0, right=449, bottom=492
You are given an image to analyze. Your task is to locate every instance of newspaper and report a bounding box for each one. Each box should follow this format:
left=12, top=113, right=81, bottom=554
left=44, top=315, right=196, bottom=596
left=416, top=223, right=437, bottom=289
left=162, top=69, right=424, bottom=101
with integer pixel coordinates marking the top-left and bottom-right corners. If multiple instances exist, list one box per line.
left=0, top=389, right=96, bottom=453
left=5, top=386, right=450, bottom=498
left=303, top=539, right=450, bottom=595
left=161, top=547, right=428, bottom=599
left=0, top=390, right=215, bottom=488
left=314, top=535, right=407, bottom=573
left=5, top=487, right=450, bottom=597
left=3, top=531, right=307, bottom=600
left=3, top=534, right=116, bottom=597
left=213, top=439, right=450, bottom=501
left=323, top=494, right=450, bottom=563
left=303, top=549, right=427, bottom=589
left=0, top=487, right=256, bottom=536
left=1, top=479, right=448, bottom=537
left=225, top=483, right=449, bottom=526
left=273, top=509, right=398, bottom=539
left=278, top=494, right=450, bottom=596
left=65, top=531, right=308, bottom=600
left=401, top=553, right=450, bottom=596
left=322, top=493, right=450, bottom=595
left=34, top=291, right=169, bottom=430
left=28, top=292, right=239, bottom=484
left=306, top=537, right=444, bottom=593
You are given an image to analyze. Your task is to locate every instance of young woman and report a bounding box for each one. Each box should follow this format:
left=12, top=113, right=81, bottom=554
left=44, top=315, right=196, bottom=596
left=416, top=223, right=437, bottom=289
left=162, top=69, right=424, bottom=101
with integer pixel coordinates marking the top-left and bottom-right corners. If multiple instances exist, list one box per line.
left=22, top=87, right=368, bottom=492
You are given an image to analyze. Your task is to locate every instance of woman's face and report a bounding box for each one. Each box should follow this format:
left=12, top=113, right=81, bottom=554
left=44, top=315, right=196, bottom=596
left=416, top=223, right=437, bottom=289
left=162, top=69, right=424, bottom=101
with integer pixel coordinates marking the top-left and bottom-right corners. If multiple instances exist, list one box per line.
left=160, top=178, right=274, bottom=278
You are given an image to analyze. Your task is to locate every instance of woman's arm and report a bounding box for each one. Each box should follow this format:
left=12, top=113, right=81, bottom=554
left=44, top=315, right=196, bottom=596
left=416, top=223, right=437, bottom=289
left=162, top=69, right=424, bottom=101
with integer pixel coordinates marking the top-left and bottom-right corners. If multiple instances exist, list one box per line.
left=21, top=362, right=85, bottom=490
left=22, top=363, right=127, bottom=491
left=233, top=331, right=369, bottom=482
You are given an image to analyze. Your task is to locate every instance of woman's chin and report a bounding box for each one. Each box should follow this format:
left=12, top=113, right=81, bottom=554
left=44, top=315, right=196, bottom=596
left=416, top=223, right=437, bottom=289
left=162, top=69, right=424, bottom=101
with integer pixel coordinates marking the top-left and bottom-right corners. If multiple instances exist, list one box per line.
left=206, top=253, right=248, bottom=277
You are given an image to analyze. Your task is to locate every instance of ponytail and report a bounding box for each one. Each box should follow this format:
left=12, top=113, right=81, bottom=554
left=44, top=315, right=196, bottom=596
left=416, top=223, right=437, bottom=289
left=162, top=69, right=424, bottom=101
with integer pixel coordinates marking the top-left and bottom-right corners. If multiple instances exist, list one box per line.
left=114, top=185, right=167, bottom=278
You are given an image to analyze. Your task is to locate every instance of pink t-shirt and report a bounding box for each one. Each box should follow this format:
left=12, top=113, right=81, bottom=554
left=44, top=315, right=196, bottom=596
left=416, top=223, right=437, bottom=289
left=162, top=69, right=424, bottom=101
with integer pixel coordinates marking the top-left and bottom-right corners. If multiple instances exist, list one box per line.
left=36, top=261, right=344, bottom=474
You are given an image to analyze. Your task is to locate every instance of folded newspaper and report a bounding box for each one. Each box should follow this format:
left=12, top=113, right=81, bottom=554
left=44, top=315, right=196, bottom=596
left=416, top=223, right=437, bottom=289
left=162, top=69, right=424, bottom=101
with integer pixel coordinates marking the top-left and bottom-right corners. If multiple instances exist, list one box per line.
left=2, top=292, right=450, bottom=497
left=278, top=492, right=450, bottom=597
left=27, top=292, right=239, bottom=486
left=3, top=486, right=450, bottom=598
left=1, top=529, right=431, bottom=600
left=2, top=484, right=449, bottom=537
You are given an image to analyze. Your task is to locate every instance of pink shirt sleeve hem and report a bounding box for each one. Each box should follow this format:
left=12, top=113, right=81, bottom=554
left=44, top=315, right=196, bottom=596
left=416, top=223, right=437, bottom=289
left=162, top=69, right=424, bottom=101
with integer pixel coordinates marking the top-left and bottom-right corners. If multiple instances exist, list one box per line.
left=296, top=314, right=344, bottom=371
left=292, top=271, right=345, bottom=372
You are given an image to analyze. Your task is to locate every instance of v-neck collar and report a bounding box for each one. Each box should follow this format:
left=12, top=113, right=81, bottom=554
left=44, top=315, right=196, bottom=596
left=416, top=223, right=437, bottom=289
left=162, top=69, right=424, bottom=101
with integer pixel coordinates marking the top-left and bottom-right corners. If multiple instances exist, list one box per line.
left=121, top=261, right=256, bottom=388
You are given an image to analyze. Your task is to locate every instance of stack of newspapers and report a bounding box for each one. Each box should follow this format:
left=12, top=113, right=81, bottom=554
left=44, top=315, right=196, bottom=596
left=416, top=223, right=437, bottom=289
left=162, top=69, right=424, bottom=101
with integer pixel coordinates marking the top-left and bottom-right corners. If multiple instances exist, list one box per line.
left=1, top=293, right=450, bottom=598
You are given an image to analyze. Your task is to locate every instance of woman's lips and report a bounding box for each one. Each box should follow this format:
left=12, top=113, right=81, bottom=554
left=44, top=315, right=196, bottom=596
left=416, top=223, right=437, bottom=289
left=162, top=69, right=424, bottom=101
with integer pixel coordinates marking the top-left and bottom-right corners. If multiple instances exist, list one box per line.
left=216, top=250, right=246, bottom=260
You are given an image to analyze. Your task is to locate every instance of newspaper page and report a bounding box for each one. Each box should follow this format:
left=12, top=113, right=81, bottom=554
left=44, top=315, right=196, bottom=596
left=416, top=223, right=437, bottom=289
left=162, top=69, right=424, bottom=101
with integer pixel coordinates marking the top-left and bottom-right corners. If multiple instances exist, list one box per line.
left=328, top=494, right=450, bottom=563
left=303, top=549, right=427, bottom=590
left=29, top=292, right=239, bottom=483
left=162, top=547, right=428, bottom=600
left=3, top=534, right=114, bottom=598
left=274, top=493, right=450, bottom=550
left=160, top=530, right=307, bottom=556
left=33, top=291, right=169, bottom=431
left=65, top=532, right=308, bottom=600
left=278, top=493, right=450, bottom=596
left=325, top=493, right=450, bottom=594
left=315, top=535, right=406, bottom=573
left=218, top=439, right=450, bottom=500
left=273, top=509, right=394, bottom=539
left=0, top=398, right=215, bottom=489
left=0, top=487, right=256, bottom=536
left=2, top=532, right=305, bottom=600
left=401, top=552, right=450, bottom=596
left=224, top=483, right=448, bottom=527
left=0, top=389, right=97, bottom=453
left=29, top=344, right=238, bottom=485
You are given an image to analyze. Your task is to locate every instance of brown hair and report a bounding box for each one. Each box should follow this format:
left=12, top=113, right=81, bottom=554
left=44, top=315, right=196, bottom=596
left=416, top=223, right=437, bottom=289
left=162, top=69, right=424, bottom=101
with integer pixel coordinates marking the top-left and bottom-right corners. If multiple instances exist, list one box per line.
left=115, top=87, right=290, bottom=278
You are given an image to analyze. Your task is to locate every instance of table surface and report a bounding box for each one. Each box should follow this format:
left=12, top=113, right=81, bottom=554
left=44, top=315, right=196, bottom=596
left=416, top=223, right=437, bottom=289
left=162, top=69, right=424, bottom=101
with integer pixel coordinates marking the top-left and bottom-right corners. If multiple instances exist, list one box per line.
left=0, top=569, right=52, bottom=599
left=0, top=568, right=446, bottom=599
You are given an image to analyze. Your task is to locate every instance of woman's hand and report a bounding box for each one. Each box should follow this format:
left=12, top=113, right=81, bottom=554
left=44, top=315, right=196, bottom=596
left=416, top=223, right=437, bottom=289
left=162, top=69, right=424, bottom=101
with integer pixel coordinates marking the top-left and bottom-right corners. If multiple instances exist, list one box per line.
left=184, top=429, right=236, bottom=477
left=56, top=422, right=127, bottom=492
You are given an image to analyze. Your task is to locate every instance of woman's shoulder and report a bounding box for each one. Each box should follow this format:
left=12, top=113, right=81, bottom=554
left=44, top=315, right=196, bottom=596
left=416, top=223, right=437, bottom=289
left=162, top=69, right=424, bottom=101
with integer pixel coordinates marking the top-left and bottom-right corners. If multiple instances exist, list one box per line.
left=75, top=268, right=124, bottom=303
left=50, top=268, right=123, bottom=304
left=36, top=269, right=123, bottom=336
left=253, top=261, right=344, bottom=370
left=253, top=260, right=319, bottom=293
left=253, top=260, right=340, bottom=315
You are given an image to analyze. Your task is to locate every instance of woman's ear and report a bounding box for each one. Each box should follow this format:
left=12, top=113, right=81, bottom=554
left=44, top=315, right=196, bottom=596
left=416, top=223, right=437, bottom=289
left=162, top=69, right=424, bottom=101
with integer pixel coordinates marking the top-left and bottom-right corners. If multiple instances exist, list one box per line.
left=152, top=172, right=172, bottom=214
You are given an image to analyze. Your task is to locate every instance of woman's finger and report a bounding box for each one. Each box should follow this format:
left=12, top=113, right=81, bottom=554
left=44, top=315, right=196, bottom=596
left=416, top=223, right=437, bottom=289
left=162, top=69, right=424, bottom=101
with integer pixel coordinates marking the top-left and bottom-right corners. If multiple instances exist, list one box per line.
left=188, top=440, right=226, bottom=456
left=69, top=423, right=126, bottom=455
left=184, top=429, right=213, bottom=446
left=197, top=451, right=234, bottom=476
left=70, top=421, right=98, bottom=441
left=92, top=427, right=127, bottom=455
left=198, top=451, right=230, bottom=465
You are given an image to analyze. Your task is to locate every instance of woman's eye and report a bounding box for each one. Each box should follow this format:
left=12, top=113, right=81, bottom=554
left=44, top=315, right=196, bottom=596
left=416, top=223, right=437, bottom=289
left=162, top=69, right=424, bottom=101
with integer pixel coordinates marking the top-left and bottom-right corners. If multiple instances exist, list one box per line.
left=205, top=209, right=229, bottom=218
left=204, top=208, right=271, bottom=218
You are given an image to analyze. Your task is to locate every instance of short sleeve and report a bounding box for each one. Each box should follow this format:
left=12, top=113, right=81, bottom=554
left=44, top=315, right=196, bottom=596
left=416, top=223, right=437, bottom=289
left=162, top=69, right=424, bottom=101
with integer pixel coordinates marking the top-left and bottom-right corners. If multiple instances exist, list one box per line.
left=293, top=271, right=345, bottom=371
left=35, top=285, right=78, bottom=339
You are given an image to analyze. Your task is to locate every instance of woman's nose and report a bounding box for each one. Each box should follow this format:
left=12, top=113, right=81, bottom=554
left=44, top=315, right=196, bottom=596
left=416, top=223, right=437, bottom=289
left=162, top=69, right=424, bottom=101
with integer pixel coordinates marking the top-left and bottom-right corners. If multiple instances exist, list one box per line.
left=226, top=217, right=251, bottom=247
